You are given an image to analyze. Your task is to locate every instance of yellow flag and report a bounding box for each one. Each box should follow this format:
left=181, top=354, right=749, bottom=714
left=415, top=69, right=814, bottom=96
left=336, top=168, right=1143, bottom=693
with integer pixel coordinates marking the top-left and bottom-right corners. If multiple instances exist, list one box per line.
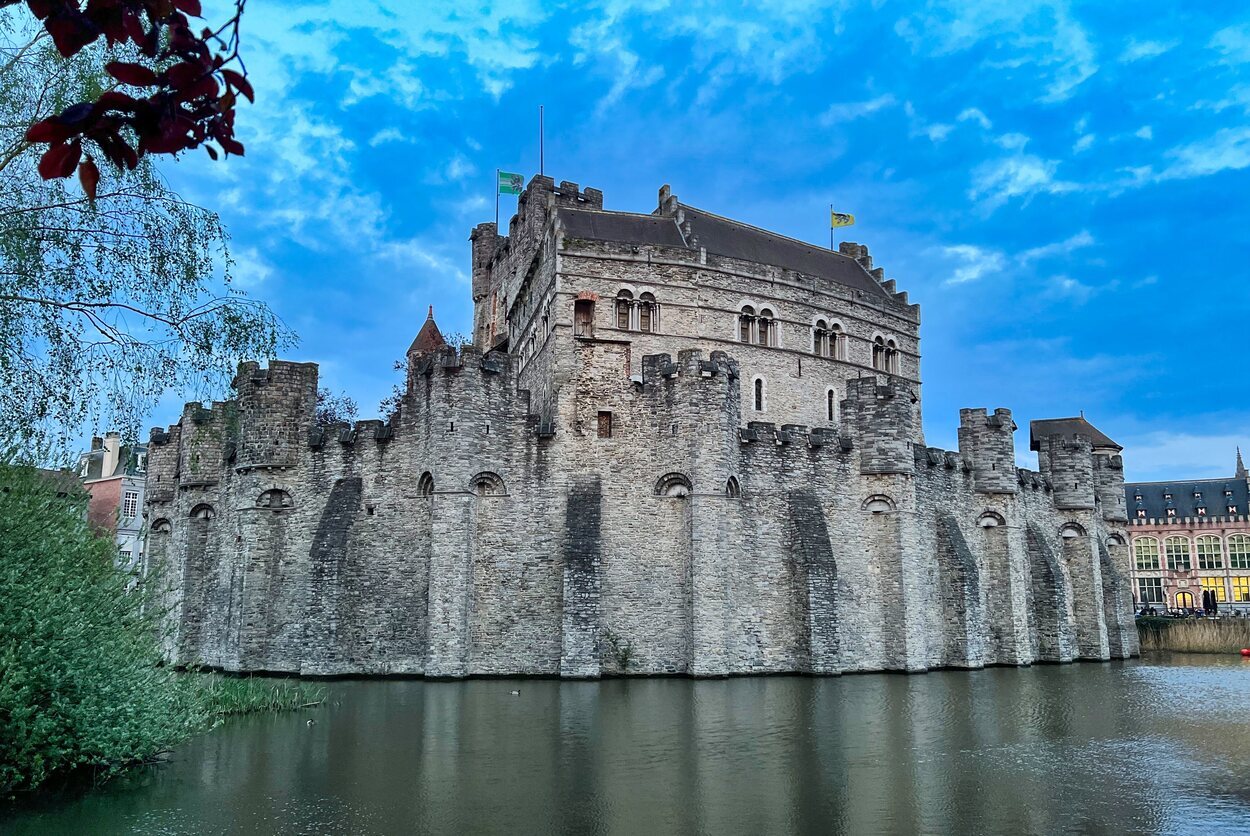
left=831, top=211, right=855, bottom=228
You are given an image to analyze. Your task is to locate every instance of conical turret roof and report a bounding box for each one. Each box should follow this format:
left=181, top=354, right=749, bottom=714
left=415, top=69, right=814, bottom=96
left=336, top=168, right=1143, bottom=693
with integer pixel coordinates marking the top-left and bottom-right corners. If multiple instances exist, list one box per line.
left=408, top=306, right=447, bottom=355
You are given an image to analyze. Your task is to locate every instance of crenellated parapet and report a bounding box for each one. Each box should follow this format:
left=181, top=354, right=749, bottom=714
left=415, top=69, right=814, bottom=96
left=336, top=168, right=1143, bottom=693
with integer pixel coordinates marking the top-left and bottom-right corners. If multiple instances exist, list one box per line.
left=1094, top=452, right=1127, bottom=522
left=175, top=400, right=235, bottom=487
left=1036, top=433, right=1096, bottom=510
left=145, top=424, right=180, bottom=503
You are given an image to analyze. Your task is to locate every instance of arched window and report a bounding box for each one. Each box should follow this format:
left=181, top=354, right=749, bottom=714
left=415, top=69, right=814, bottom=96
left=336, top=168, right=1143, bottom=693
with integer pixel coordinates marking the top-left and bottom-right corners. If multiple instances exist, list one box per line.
left=813, top=319, right=830, bottom=357
left=872, top=336, right=887, bottom=371
left=886, top=338, right=900, bottom=374
left=826, top=388, right=836, bottom=422
left=1229, top=534, right=1250, bottom=569
left=1106, top=533, right=1126, bottom=547
left=655, top=472, right=693, bottom=497
left=830, top=322, right=846, bottom=360
left=1060, top=522, right=1086, bottom=539
left=862, top=494, right=896, bottom=514
left=1196, top=535, right=1224, bottom=570
left=725, top=476, right=741, bottom=498
left=1134, top=536, right=1160, bottom=570
left=189, top=503, right=215, bottom=520
left=471, top=471, right=506, bottom=496
left=753, top=377, right=765, bottom=412
left=978, top=511, right=1006, bottom=528
left=151, top=518, right=172, bottom=533
left=640, top=292, right=657, bottom=333
left=615, top=289, right=633, bottom=330
left=418, top=471, right=434, bottom=497
left=757, top=308, right=775, bottom=346
left=1164, top=536, right=1191, bottom=571
left=257, top=489, right=293, bottom=509
left=739, top=305, right=755, bottom=343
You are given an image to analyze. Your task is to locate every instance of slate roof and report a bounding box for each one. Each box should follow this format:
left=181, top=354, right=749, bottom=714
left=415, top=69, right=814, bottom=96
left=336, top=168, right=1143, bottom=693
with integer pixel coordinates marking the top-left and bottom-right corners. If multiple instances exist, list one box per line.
left=1124, top=477, right=1250, bottom=520
left=78, top=443, right=148, bottom=480
left=408, top=306, right=447, bottom=355
left=1028, top=417, right=1121, bottom=451
left=556, top=204, right=889, bottom=298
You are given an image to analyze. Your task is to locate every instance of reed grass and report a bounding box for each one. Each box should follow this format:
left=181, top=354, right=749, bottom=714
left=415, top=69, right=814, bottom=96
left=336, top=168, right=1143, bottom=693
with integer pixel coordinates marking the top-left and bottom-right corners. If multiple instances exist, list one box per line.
left=1137, top=617, right=1250, bottom=654
left=190, top=673, right=325, bottom=717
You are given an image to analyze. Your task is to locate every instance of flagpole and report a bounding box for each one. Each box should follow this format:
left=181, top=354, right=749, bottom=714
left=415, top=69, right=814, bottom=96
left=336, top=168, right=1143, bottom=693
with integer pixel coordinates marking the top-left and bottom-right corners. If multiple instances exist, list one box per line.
left=495, top=168, right=500, bottom=232
left=539, top=105, right=545, bottom=176
left=830, top=203, right=834, bottom=250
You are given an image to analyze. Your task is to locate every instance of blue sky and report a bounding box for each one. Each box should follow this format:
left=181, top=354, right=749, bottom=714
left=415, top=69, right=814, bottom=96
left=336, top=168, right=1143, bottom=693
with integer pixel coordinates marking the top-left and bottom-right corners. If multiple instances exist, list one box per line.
left=160, top=0, right=1250, bottom=481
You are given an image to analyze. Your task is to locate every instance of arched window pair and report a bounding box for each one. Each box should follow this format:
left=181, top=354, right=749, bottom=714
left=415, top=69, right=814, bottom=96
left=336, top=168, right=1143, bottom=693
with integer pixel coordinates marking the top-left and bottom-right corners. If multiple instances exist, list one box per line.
left=812, top=319, right=845, bottom=359
left=872, top=336, right=900, bottom=374
left=615, top=290, right=658, bottom=333
left=738, top=306, right=777, bottom=347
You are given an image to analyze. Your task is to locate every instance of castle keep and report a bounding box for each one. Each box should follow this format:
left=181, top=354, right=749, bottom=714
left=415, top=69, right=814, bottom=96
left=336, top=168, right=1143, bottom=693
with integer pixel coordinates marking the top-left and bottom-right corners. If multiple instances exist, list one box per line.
left=144, top=176, right=1138, bottom=677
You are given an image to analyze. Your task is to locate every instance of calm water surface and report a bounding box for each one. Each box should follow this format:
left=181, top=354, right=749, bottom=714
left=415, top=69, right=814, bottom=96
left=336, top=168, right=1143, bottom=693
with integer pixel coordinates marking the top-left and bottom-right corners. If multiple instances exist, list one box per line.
left=6, top=655, right=1250, bottom=835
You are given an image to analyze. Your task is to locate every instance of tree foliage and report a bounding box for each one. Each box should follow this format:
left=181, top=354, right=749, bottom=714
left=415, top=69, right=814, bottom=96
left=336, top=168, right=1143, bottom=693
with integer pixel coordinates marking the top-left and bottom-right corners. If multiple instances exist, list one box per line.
left=314, top=387, right=357, bottom=428
left=0, top=9, right=292, bottom=455
left=4, top=0, right=252, bottom=188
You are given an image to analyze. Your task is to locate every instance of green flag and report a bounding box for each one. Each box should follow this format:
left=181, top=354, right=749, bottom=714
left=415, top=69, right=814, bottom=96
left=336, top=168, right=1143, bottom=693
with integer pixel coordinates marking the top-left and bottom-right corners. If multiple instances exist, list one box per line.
left=498, top=171, right=524, bottom=195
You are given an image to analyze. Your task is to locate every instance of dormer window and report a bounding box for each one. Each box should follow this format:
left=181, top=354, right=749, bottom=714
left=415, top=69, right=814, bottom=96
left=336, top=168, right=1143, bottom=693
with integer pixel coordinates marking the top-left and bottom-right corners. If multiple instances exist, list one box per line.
left=1230, top=505, right=1240, bottom=515
left=1137, top=509, right=1148, bottom=518
left=1193, top=491, right=1203, bottom=500
left=1166, top=508, right=1177, bottom=517
left=1225, top=490, right=1235, bottom=498
left=1163, top=493, right=1173, bottom=501
left=1196, top=506, right=1207, bottom=516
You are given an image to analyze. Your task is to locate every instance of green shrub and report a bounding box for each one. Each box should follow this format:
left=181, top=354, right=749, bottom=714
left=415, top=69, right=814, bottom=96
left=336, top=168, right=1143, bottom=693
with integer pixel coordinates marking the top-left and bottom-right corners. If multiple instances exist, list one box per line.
left=0, top=461, right=322, bottom=797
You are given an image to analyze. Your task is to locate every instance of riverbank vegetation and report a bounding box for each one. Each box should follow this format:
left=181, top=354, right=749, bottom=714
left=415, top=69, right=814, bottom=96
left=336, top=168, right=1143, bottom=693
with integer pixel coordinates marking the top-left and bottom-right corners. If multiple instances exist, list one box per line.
left=0, top=461, right=322, bottom=798
left=1137, top=617, right=1250, bottom=654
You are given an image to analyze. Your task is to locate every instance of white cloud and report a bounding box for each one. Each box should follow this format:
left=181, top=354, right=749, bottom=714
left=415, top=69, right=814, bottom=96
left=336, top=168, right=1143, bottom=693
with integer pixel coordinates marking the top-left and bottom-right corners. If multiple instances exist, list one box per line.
left=1073, top=133, right=1095, bottom=152
left=957, top=107, right=992, bottom=129
left=368, top=128, right=406, bottom=147
left=1155, top=127, right=1250, bottom=180
left=996, top=132, right=1029, bottom=150
left=1211, top=23, right=1250, bottom=64
left=819, top=94, right=897, bottom=125
left=1192, top=85, right=1250, bottom=114
left=1018, top=230, right=1094, bottom=264
left=968, top=153, right=1077, bottom=209
left=924, top=122, right=954, bottom=142
left=1134, top=125, right=1153, bottom=140
left=1119, top=38, right=1177, bottom=63
left=230, top=247, right=276, bottom=291
left=1120, top=430, right=1250, bottom=481
left=895, top=1, right=1099, bottom=103
left=1044, top=274, right=1100, bottom=302
left=940, top=244, right=1006, bottom=285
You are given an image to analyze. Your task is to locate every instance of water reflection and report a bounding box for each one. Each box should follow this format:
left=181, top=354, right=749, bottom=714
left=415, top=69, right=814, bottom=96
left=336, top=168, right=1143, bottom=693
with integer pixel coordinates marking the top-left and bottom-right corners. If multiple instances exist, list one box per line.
left=6, top=656, right=1250, bottom=835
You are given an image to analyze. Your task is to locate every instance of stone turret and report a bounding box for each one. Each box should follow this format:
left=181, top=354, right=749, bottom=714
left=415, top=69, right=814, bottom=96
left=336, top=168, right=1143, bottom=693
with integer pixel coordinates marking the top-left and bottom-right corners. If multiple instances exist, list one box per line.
left=958, top=408, right=1018, bottom=495
left=842, top=377, right=919, bottom=475
left=1030, top=416, right=1121, bottom=512
left=234, top=360, right=318, bottom=471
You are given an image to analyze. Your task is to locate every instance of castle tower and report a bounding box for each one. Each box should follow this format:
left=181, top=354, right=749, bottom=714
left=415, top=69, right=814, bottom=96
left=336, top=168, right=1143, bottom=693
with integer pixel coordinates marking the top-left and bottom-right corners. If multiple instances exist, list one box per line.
left=842, top=377, right=919, bottom=475
left=234, top=361, right=319, bottom=471
left=958, top=408, right=1018, bottom=495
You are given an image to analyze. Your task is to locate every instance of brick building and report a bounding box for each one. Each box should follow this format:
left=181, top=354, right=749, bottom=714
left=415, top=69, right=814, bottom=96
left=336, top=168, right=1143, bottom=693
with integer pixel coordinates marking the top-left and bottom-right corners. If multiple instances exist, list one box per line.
left=143, top=176, right=1137, bottom=678
left=78, top=432, right=148, bottom=573
left=1126, top=450, right=1250, bottom=613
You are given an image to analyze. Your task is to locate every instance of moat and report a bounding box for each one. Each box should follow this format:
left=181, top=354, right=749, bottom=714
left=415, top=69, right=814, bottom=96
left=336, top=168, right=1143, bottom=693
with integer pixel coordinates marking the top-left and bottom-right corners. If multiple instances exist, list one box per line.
left=7, top=656, right=1250, bottom=834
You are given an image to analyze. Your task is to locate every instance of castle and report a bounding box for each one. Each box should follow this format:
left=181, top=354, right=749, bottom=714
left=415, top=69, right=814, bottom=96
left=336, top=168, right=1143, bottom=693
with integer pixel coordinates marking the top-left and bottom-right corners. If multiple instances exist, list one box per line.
left=143, top=176, right=1138, bottom=677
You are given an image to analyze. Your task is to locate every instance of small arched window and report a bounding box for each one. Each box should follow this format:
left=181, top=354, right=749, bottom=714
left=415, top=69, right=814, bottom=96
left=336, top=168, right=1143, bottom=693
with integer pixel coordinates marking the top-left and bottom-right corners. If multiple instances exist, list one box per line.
left=978, top=511, right=1006, bottom=528
left=640, top=292, right=657, bottom=333
left=615, top=289, right=633, bottom=330
left=151, top=518, right=172, bottom=533
left=830, top=322, right=845, bottom=360
left=826, top=388, right=836, bottom=422
left=739, top=305, right=755, bottom=343
left=655, top=472, right=693, bottom=498
left=753, top=377, right=765, bottom=412
left=725, top=476, right=741, bottom=498
left=757, top=308, right=775, bottom=346
left=886, top=338, right=900, bottom=374
left=813, top=319, right=830, bottom=357
left=862, top=494, right=896, bottom=514
left=257, top=489, right=293, bottom=510
left=471, top=471, right=506, bottom=496
left=418, top=471, right=434, bottom=497
left=1059, top=522, right=1086, bottom=539
left=872, top=336, right=887, bottom=371
left=190, top=503, right=215, bottom=520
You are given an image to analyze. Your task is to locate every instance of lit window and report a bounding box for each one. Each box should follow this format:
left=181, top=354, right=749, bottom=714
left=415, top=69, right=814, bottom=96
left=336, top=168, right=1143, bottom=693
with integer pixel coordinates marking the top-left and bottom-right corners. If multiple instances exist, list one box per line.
left=1165, top=536, right=1191, bottom=571
left=122, top=490, right=139, bottom=520
left=1233, top=577, right=1250, bottom=603
left=1197, top=536, right=1224, bottom=570
left=1134, top=537, right=1160, bottom=570
left=1136, top=577, right=1164, bottom=604
left=1200, top=577, right=1227, bottom=603
left=1229, top=535, right=1250, bottom=569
